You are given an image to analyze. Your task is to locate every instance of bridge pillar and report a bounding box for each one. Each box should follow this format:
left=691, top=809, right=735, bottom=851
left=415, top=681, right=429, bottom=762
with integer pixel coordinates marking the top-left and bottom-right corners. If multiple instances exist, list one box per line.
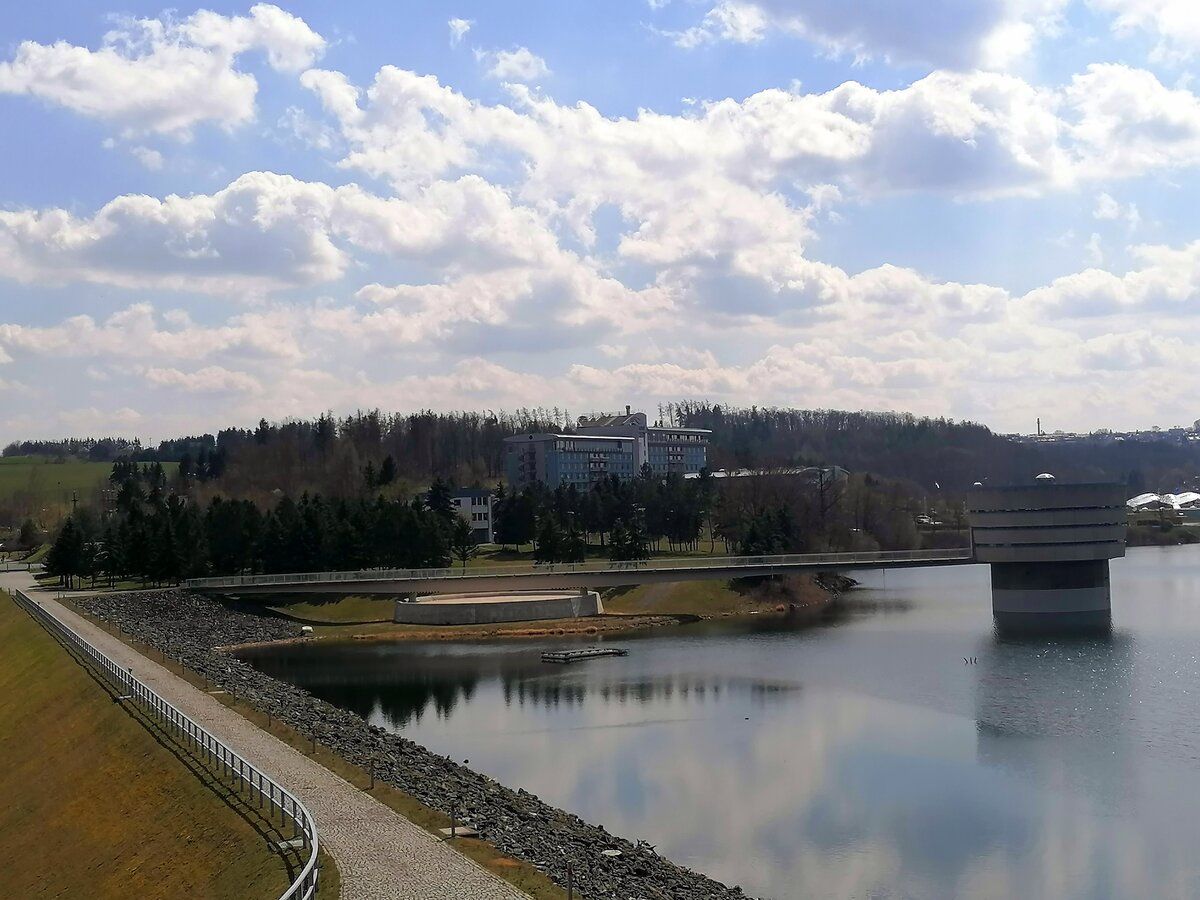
left=968, top=480, right=1126, bottom=633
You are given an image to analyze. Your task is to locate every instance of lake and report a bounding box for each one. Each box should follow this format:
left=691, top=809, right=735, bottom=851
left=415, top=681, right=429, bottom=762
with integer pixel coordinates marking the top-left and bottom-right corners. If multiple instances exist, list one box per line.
left=240, top=545, right=1200, bottom=899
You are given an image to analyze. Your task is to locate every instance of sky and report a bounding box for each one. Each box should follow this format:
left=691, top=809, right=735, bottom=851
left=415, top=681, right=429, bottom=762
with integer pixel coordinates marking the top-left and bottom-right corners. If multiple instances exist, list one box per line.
left=1, top=1, right=1199, bottom=442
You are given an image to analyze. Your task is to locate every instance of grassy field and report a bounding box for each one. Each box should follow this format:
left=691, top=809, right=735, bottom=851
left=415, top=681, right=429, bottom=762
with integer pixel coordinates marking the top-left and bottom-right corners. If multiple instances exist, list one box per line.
left=0, top=591, right=305, bottom=900
left=269, top=594, right=398, bottom=624
left=0, top=456, right=115, bottom=526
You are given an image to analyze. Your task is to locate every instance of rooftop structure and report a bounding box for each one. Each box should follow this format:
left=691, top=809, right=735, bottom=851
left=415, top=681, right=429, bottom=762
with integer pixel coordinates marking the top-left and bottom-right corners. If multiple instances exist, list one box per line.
left=1127, top=492, right=1200, bottom=510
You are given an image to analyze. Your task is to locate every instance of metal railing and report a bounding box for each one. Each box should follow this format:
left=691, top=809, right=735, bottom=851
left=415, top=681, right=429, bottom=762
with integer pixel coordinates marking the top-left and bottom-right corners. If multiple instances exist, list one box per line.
left=10, top=589, right=320, bottom=900
left=188, top=547, right=975, bottom=590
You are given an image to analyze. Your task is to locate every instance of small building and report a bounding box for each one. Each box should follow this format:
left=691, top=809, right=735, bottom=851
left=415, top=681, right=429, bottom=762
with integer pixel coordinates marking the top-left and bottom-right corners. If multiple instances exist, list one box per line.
left=450, top=488, right=494, bottom=544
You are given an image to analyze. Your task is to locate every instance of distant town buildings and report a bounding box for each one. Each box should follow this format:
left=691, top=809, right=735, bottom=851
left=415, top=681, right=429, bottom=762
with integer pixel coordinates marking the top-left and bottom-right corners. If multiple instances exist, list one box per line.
left=1012, top=421, right=1200, bottom=445
left=450, top=488, right=494, bottom=543
left=504, top=407, right=710, bottom=489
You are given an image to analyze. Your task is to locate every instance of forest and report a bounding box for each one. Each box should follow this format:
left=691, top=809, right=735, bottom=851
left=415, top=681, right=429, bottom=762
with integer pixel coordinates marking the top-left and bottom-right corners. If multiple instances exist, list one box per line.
left=10, top=403, right=1195, bottom=501
left=42, top=458, right=933, bottom=588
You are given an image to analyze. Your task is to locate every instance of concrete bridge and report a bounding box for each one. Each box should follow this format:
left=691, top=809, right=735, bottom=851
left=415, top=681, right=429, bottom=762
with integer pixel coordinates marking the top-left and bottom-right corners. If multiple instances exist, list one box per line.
left=187, top=548, right=976, bottom=597
left=187, top=478, right=1128, bottom=632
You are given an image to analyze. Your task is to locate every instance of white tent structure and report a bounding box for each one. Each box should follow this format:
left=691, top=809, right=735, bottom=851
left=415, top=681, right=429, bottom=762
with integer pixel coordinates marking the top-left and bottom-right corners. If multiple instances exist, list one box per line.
left=1127, top=492, right=1200, bottom=510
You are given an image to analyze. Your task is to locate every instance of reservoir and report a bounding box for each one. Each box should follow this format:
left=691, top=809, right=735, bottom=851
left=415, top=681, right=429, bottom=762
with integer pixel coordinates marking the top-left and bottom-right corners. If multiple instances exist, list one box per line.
left=240, top=545, right=1200, bottom=899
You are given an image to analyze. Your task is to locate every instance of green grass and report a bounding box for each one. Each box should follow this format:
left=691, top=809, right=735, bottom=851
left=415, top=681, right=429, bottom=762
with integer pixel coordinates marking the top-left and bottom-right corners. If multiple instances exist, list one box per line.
left=269, top=594, right=397, bottom=624
left=603, top=580, right=757, bottom=616
left=0, top=591, right=309, bottom=899
left=0, top=457, right=115, bottom=524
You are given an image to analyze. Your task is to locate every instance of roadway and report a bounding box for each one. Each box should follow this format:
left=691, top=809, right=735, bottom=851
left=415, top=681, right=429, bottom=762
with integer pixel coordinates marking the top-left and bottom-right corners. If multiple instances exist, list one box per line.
left=187, top=548, right=977, bottom=596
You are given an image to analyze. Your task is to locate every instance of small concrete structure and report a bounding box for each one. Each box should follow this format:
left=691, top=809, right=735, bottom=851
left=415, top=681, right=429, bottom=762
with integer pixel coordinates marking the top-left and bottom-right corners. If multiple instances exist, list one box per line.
left=968, top=480, right=1126, bottom=632
left=393, top=589, right=603, bottom=626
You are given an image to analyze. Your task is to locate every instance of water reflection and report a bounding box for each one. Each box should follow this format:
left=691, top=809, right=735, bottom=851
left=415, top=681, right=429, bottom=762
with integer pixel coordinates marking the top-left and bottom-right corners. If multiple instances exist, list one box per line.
left=241, top=640, right=797, bottom=729
left=242, top=547, right=1200, bottom=900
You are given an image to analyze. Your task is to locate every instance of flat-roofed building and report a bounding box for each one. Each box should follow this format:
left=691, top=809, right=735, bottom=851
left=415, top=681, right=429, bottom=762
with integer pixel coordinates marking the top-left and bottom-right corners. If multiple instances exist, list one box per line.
left=575, top=407, right=710, bottom=477
left=450, top=488, right=494, bottom=543
left=504, top=432, right=637, bottom=490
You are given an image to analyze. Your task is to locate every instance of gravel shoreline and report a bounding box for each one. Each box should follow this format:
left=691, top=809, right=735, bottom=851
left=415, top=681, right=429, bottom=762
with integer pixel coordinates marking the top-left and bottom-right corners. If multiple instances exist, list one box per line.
left=76, top=589, right=752, bottom=900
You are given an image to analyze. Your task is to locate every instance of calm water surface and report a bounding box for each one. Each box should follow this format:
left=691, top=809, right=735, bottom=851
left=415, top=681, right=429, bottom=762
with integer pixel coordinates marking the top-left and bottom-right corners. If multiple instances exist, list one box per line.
left=241, top=546, right=1200, bottom=899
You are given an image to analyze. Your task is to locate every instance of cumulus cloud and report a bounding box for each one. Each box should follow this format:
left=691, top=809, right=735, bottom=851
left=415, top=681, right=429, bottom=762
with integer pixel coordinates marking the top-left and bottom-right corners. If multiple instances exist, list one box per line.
left=1094, top=192, right=1140, bottom=230
left=0, top=171, right=582, bottom=295
left=657, top=0, right=1066, bottom=69
left=306, top=61, right=1200, bottom=211
left=1066, top=63, right=1200, bottom=180
left=1090, top=0, right=1200, bottom=62
left=448, top=18, right=473, bottom=46
left=0, top=4, right=324, bottom=136
left=476, top=47, right=551, bottom=81
left=130, top=146, right=164, bottom=170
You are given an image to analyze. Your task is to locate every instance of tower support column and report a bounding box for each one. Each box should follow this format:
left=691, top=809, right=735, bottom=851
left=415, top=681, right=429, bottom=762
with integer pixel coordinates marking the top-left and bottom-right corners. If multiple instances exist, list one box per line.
left=968, top=481, right=1126, bottom=634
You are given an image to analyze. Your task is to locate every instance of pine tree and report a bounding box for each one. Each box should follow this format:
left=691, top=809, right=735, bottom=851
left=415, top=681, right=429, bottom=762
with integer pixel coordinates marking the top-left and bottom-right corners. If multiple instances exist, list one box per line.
left=45, top=518, right=85, bottom=588
left=534, top=516, right=564, bottom=563
left=379, top=455, right=397, bottom=486
left=450, top=516, right=478, bottom=570
left=425, top=477, right=455, bottom=520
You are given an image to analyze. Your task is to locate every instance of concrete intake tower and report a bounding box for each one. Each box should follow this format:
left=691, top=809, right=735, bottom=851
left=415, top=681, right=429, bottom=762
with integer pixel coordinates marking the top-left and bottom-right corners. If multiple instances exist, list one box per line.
left=967, top=479, right=1127, bottom=632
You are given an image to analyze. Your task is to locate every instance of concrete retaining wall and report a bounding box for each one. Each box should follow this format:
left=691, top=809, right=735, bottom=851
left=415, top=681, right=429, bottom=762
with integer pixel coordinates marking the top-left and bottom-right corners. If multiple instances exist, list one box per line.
left=393, top=591, right=603, bottom=626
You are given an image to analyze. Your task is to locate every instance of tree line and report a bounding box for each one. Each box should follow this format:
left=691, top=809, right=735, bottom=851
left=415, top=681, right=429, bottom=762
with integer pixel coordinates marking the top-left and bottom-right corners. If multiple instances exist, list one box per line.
left=15, top=403, right=1194, bottom=499
left=43, top=455, right=941, bottom=587
left=43, top=465, right=480, bottom=588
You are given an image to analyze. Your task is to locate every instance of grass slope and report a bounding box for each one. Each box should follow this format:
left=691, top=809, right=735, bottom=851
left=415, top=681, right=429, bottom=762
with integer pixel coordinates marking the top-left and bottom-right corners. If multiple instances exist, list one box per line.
left=0, top=592, right=293, bottom=900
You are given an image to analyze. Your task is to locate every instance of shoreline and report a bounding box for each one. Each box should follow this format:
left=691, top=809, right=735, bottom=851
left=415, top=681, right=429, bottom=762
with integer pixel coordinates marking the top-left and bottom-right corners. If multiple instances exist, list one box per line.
left=68, top=586, right=756, bottom=900
left=226, top=572, right=856, bottom=651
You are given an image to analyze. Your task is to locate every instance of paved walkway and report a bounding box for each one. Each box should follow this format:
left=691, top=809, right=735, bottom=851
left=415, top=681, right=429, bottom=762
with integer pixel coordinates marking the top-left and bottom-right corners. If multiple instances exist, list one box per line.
left=1, top=573, right=530, bottom=900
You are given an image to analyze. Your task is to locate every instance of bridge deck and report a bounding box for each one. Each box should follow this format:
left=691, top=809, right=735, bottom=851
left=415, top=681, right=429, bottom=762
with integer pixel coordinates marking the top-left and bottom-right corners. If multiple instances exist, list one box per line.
left=187, top=549, right=977, bottom=596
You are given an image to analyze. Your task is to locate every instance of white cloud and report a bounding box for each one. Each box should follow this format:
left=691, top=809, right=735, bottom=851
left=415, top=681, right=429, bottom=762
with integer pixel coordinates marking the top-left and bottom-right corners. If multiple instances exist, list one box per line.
left=1085, top=232, right=1104, bottom=265
left=448, top=18, right=473, bottom=46
left=1094, top=192, right=1121, bottom=219
left=1021, top=238, right=1200, bottom=318
left=182, top=3, right=326, bottom=72
left=0, top=4, right=324, bottom=136
left=306, top=62, right=1200, bottom=212
left=477, top=47, right=550, bottom=81
left=130, top=146, right=164, bottom=170
left=657, top=0, right=1067, bottom=69
left=1067, top=64, right=1200, bottom=180
left=1094, top=192, right=1141, bottom=230
left=0, top=171, right=582, bottom=296
left=143, top=365, right=262, bottom=394
left=1090, top=0, right=1200, bottom=63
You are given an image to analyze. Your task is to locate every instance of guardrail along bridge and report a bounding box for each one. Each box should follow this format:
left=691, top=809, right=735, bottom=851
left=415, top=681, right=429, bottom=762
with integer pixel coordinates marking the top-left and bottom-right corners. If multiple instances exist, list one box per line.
left=188, top=548, right=975, bottom=596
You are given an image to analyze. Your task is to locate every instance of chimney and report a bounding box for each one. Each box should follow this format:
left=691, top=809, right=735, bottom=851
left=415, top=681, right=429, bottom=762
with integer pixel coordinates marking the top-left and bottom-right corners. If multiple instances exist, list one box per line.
left=626, top=404, right=631, bottom=416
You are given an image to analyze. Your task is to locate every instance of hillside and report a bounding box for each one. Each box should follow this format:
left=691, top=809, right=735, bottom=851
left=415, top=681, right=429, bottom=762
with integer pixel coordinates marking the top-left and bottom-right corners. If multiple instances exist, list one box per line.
left=0, top=456, right=115, bottom=528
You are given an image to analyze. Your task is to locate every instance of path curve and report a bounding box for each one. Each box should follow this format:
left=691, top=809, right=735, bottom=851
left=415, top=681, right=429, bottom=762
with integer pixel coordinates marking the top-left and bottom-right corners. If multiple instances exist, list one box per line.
left=0, top=573, right=530, bottom=900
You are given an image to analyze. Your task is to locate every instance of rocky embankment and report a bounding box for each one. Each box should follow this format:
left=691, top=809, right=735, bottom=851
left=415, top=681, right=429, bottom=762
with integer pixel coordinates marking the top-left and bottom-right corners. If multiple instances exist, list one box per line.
left=76, top=589, right=751, bottom=900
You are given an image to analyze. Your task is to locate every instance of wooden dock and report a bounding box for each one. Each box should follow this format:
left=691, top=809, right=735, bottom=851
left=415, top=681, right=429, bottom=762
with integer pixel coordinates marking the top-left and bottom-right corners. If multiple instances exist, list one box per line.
left=541, top=647, right=629, bottom=664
